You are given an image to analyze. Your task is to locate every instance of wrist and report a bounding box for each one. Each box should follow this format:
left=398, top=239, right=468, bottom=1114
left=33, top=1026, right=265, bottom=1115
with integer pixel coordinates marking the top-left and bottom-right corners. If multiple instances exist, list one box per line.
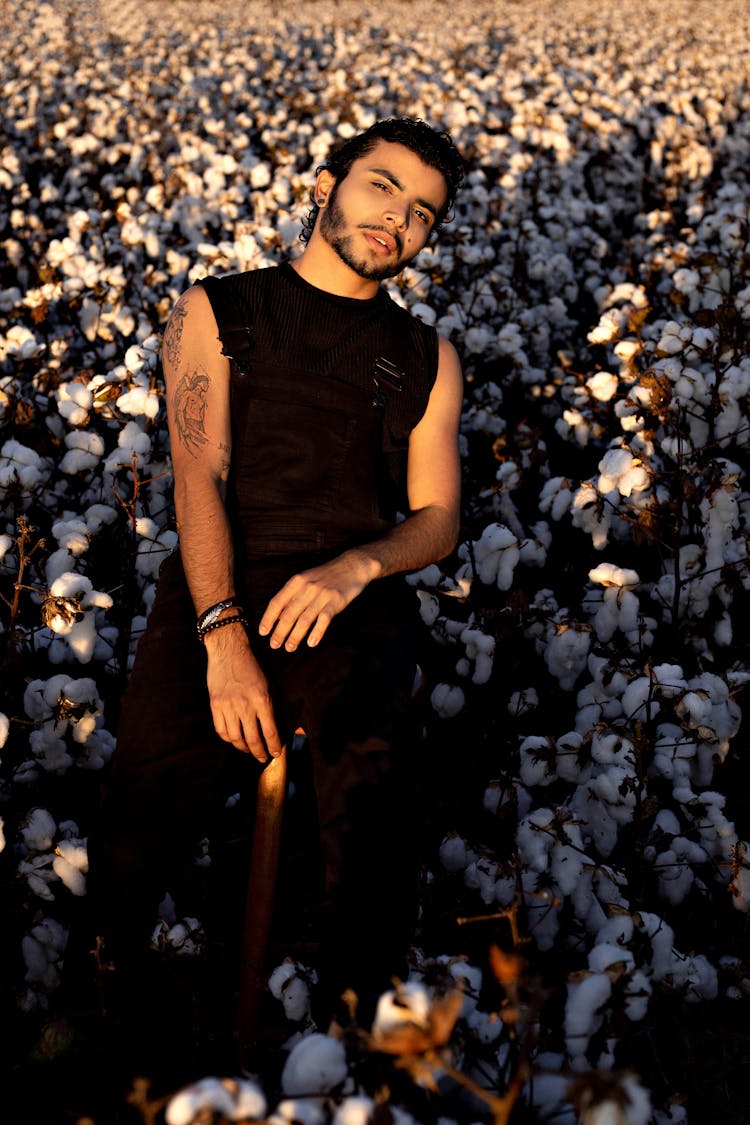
left=347, top=546, right=383, bottom=585
left=202, top=616, right=250, bottom=653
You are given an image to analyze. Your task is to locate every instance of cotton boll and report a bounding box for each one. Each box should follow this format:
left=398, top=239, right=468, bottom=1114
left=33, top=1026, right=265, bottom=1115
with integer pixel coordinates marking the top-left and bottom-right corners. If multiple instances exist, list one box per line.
left=117, top=385, right=160, bottom=419
left=0, top=439, right=48, bottom=496
left=571, top=485, right=612, bottom=549
left=135, top=519, right=178, bottom=578
left=508, top=687, right=539, bottom=717
left=565, top=972, right=612, bottom=1069
left=448, top=960, right=482, bottom=1014
left=524, top=1068, right=576, bottom=1124
left=588, top=942, right=635, bottom=973
left=439, top=833, right=468, bottom=873
left=269, top=960, right=313, bottom=1023
left=539, top=477, right=573, bottom=521
left=621, top=677, right=655, bottom=721
left=591, top=733, right=634, bottom=768
left=551, top=844, right=586, bottom=896
left=56, top=381, right=93, bottom=425
left=591, top=590, right=620, bottom=642
left=586, top=371, right=619, bottom=402
left=22, top=916, right=68, bottom=993
left=269, top=1100, right=326, bottom=1125
left=166, top=1078, right=266, bottom=1125
left=651, top=664, right=687, bottom=698
left=281, top=1032, right=348, bottom=1096
left=517, top=808, right=556, bottom=874
left=670, top=954, right=718, bottom=1002
left=459, top=626, right=495, bottom=685
left=373, top=981, right=432, bottom=1034
left=634, top=912, right=675, bottom=981
left=430, top=683, right=465, bottom=718
left=104, top=420, right=152, bottom=471
left=519, top=736, right=556, bottom=787
left=22, top=808, right=57, bottom=852
left=580, top=1075, right=652, bottom=1125
left=555, top=731, right=591, bottom=783
left=589, top=563, right=624, bottom=589
left=470, top=522, right=520, bottom=589
left=544, top=624, right=591, bottom=691
left=52, top=844, right=87, bottom=896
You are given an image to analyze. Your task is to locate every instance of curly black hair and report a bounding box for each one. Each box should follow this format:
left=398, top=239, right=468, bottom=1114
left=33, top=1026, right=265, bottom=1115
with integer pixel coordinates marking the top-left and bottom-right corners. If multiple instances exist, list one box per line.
left=299, top=116, right=465, bottom=245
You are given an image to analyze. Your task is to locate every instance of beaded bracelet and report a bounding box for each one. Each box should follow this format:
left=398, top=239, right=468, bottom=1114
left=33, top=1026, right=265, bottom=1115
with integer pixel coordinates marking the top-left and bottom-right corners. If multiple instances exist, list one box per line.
left=197, top=612, right=248, bottom=643
left=197, top=597, right=242, bottom=632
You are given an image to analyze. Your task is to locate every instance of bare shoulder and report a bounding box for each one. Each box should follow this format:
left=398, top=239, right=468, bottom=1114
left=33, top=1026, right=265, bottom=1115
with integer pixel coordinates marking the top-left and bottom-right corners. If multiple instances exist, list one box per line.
left=434, top=333, right=464, bottom=398
left=437, top=332, right=461, bottom=365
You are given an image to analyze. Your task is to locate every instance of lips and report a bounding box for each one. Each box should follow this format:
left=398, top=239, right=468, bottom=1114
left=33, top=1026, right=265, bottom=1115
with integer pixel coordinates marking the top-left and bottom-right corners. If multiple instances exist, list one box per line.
left=362, top=229, right=397, bottom=255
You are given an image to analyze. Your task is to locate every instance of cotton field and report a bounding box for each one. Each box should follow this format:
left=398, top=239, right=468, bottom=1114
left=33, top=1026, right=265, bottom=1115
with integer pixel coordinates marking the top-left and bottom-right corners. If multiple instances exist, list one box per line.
left=3, top=0, right=750, bottom=1121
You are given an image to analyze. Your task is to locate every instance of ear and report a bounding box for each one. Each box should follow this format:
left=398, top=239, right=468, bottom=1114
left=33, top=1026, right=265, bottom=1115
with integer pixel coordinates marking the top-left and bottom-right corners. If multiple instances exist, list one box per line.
left=314, top=168, right=336, bottom=206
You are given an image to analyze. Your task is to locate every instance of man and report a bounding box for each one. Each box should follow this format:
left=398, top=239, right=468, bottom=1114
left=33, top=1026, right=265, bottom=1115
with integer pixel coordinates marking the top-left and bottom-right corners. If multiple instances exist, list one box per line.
left=87, top=117, right=465, bottom=1031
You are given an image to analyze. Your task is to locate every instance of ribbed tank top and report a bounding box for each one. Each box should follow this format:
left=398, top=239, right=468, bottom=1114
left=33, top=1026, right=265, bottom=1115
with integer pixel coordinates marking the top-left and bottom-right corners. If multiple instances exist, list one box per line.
left=197, top=263, right=439, bottom=565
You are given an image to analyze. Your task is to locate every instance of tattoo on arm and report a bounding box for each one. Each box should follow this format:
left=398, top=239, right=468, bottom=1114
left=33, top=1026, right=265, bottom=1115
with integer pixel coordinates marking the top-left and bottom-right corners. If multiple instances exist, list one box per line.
left=163, top=293, right=189, bottom=369
left=172, top=367, right=210, bottom=456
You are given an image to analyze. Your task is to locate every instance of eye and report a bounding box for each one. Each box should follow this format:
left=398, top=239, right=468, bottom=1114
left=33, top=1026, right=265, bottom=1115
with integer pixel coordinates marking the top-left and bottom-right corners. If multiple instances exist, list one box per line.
left=372, top=180, right=391, bottom=193
left=414, top=207, right=431, bottom=226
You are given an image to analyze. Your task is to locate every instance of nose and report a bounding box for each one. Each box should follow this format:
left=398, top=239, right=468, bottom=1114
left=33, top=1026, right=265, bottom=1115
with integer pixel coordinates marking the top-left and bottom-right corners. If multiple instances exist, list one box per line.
left=384, top=200, right=409, bottom=231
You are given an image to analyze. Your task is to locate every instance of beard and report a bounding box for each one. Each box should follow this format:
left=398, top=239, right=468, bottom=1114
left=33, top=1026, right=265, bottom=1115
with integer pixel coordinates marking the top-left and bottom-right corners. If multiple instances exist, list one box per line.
left=318, top=189, right=405, bottom=281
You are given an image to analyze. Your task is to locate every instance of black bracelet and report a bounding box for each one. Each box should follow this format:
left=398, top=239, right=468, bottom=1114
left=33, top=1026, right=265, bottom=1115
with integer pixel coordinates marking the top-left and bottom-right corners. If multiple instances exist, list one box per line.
left=197, top=597, right=242, bottom=632
left=198, top=613, right=248, bottom=643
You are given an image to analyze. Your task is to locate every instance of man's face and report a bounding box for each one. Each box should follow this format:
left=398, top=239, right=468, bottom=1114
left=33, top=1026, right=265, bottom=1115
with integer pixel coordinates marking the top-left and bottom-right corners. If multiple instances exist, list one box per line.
left=317, top=140, right=448, bottom=282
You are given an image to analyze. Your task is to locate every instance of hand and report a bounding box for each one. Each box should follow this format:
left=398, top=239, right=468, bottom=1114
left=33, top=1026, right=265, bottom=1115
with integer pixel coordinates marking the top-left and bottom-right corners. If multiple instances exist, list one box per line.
left=258, top=550, right=380, bottom=652
left=204, top=624, right=282, bottom=761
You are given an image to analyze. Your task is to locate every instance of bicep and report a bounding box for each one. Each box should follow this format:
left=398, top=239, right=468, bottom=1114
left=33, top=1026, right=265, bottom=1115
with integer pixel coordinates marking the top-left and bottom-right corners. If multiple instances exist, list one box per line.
left=162, top=285, right=232, bottom=485
left=406, top=335, right=463, bottom=513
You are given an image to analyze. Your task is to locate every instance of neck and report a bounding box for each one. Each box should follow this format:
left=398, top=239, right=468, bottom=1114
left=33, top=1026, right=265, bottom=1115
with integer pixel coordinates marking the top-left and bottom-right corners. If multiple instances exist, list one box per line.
left=291, top=232, right=381, bottom=300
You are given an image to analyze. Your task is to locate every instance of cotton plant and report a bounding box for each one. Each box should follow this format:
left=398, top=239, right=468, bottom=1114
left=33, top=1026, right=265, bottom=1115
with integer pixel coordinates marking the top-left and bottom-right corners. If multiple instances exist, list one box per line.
left=38, top=571, right=114, bottom=664
left=20, top=916, right=69, bottom=1011
left=0, top=440, right=52, bottom=512
left=3, top=1, right=750, bottom=1120
left=21, top=674, right=114, bottom=774
left=16, top=809, right=88, bottom=902
left=269, top=958, right=318, bottom=1025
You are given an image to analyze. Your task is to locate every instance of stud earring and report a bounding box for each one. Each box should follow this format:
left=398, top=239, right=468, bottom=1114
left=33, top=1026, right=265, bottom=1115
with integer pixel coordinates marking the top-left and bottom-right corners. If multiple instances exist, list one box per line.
left=317, top=197, right=324, bottom=205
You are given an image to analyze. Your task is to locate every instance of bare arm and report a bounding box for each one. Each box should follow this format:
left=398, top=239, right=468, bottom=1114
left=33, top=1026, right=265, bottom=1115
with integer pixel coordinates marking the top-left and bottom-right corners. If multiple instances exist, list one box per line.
left=259, top=335, right=463, bottom=651
left=162, top=285, right=281, bottom=761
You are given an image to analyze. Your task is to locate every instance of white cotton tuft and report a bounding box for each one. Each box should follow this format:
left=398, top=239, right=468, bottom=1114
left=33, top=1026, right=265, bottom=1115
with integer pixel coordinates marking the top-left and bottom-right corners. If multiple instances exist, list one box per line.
left=165, top=1077, right=266, bottom=1125
left=281, top=1032, right=348, bottom=1096
left=372, top=982, right=432, bottom=1035
left=331, top=1097, right=375, bottom=1125
left=22, top=808, right=57, bottom=852
left=565, top=972, right=612, bottom=1059
left=439, top=833, right=468, bottom=872
left=430, top=683, right=465, bottom=718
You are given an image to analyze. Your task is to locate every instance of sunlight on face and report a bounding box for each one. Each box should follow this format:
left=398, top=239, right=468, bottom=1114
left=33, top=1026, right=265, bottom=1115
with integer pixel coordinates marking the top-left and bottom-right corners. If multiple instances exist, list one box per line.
left=318, top=140, right=448, bottom=281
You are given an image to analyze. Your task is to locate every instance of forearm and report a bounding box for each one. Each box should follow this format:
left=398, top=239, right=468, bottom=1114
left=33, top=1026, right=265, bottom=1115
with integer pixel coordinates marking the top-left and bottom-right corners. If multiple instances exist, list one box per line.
left=342, top=502, right=460, bottom=586
left=174, top=478, right=237, bottom=618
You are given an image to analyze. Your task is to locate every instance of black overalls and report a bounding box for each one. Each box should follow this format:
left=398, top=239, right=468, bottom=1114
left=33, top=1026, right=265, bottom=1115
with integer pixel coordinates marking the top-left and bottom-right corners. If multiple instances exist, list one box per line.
left=86, top=262, right=439, bottom=1005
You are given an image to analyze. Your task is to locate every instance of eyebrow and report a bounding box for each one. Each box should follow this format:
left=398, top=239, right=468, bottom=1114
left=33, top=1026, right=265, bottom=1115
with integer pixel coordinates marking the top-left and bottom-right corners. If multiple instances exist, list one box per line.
left=366, top=166, right=440, bottom=219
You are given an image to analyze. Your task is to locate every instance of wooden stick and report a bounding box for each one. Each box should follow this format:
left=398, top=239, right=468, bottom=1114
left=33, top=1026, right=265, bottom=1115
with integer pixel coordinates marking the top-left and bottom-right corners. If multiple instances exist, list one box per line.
left=236, top=743, right=288, bottom=1059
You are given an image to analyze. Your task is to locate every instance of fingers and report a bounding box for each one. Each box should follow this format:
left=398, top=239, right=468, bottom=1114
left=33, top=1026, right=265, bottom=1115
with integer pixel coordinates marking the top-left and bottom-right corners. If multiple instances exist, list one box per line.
left=259, top=575, right=340, bottom=652
left=210, top=696, right=282, bottom=762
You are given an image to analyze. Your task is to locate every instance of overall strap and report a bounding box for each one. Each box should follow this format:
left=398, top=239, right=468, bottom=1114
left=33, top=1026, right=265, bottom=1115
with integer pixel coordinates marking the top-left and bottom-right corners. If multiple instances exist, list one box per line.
left=196, top=275, right=253, bottom=375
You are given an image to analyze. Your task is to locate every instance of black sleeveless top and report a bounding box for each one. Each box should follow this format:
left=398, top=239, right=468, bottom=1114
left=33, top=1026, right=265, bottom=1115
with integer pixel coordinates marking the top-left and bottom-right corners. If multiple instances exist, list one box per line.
left=197, top=263, right=439, bottom=570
